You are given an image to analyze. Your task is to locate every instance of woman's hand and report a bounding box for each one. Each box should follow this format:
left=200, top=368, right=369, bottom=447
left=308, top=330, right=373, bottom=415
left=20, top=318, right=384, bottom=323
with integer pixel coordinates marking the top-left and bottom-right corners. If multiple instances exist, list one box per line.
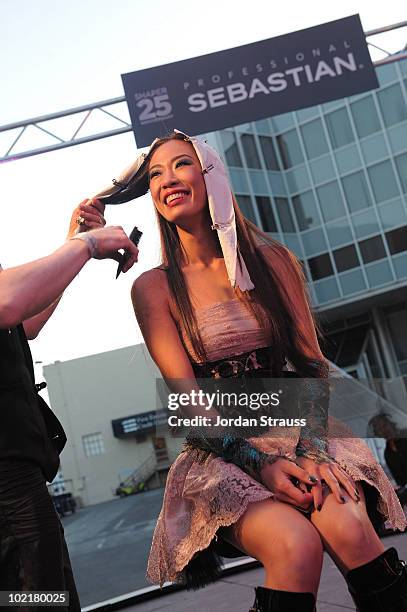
left=67, top=198, right=106, bottom=239
left=296, top=456, right=360, bottom=511
left=260, top=457, right=316, bottom=510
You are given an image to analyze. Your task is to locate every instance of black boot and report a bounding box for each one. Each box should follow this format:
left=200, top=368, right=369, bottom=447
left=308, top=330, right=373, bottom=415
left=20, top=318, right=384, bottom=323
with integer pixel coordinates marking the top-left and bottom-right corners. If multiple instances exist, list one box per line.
left=249, top=585, right=316, bottom=611
left=346, top=547, right=407, bottom=611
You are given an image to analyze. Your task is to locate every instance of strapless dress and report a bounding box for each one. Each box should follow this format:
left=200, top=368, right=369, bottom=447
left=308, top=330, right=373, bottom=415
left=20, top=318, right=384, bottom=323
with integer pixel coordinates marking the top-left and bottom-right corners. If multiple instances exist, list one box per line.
left=146, top=299, right=406, bottom=589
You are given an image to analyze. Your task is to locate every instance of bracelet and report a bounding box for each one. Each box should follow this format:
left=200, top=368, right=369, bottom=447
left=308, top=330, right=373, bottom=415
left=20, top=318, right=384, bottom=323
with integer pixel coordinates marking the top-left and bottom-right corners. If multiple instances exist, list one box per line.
left=70, top=233, right=98, bottom=258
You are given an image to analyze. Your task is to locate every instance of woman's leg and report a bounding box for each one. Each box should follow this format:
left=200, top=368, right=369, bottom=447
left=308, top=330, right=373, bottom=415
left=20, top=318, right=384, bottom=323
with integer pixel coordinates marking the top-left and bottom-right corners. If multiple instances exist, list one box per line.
left=309, top=483, right=384, bottom=573
left=221, top=498, right=323, bottom=595
left=310, top=482, right=407, bottom=611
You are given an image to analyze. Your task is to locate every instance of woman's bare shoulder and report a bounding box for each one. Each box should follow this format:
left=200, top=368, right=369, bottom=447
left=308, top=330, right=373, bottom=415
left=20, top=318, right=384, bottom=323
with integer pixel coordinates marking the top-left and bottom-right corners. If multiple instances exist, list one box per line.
left=131, top=267, right=170, bottom=306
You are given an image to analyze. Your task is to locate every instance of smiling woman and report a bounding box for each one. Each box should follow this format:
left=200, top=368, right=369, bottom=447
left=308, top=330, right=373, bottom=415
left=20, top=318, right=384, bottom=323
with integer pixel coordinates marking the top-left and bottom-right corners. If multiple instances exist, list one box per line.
left=97, top=130, right=407, bottom=612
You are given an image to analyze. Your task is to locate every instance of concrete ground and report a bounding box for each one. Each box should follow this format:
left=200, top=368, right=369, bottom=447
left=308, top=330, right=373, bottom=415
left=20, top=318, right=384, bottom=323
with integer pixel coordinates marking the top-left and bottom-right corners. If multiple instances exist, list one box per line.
left=119, top=532, right=407, bottom=612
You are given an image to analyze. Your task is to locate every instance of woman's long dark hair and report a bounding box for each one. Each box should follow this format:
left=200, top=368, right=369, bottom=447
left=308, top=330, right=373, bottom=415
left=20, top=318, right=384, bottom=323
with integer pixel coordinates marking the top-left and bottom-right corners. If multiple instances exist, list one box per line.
left=145, top=132, right=328, bottom=378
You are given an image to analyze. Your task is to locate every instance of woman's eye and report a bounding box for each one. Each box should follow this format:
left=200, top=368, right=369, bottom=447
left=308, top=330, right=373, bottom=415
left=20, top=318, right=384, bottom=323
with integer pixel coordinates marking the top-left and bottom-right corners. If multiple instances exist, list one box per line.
left=175, top=159, right=192, bottom=168
left=149, top=170, right=160, bottom=179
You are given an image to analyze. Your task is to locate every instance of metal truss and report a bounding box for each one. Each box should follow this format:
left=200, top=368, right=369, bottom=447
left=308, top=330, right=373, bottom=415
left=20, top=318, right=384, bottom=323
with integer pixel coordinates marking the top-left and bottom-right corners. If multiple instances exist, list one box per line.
left=1, top=20, right=406, bottom=163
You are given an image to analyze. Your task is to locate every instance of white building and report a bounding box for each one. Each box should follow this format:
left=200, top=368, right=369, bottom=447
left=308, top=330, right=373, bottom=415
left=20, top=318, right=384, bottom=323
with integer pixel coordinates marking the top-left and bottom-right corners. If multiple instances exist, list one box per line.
left=44, top=343, right=183, bottom=506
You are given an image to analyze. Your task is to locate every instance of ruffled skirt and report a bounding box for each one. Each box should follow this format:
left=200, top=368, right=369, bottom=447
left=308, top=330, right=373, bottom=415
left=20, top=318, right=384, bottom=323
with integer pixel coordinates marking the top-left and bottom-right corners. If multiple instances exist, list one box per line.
left=146, top=418, right=407, bottom=589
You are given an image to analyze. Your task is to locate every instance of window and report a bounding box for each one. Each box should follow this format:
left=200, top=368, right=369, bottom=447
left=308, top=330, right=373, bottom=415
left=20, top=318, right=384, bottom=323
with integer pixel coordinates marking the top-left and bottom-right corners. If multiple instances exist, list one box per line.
left=377, top=84, right=407, bottom=128
left=277, top=130, right=304, bottom=169
left=82, top=432, right=105, bottom=457
left=308, top=253, right=334, bottom=280
left=255, top=196, right=277, bottom=232
left=342, top=171, right=372, bottom=213
left=368, top=160, right=399, bottom=203
left=395, top=152, right=407, bottom=193
left=301, top=119, right=329, bottom=159
left=236, top=194, right=256, bottom=224
left=350, top=96, right=381, bottom=138
left=292, top=191, right=320, bottom=231
left=220, top=131, right=242, bottom=167
left=241, top=133, right=262, bottom=169
left=359, top=235, right=387, bottom=263
left=386, top=226, right=407, bottom=254
left=325, top=108, right=354, bottom=149
left=316, top=181, right=347, bottom=222
left=275, top=197, right=295, bottom=232
left=333, top=245, right=360, bottom=272
left=258, top=136, right=279, bottom=170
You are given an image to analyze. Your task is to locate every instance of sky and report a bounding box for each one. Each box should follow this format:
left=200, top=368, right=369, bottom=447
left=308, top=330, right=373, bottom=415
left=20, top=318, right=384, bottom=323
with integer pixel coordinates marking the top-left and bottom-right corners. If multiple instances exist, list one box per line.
left=1, top=0, right=406, bottom=373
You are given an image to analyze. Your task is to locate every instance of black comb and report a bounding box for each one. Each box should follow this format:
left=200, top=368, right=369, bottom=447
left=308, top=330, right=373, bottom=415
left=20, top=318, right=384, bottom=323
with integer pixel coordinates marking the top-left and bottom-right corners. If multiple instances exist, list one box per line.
left=116, top=226, right=143, bottom=278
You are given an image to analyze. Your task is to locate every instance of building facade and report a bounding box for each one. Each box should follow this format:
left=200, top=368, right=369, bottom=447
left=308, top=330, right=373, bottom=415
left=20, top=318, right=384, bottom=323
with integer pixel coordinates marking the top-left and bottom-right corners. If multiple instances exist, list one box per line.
left=207, top=57, right=407, bottom=385
left=44, top=345, right=184, bottom=506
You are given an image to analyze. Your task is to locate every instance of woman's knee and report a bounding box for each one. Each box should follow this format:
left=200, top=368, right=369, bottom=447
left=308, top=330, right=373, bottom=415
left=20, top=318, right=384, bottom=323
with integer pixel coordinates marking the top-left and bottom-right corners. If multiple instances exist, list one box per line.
left=234, top=500, right=323, bottom=569
left=313, top=495, right=377, bottom=553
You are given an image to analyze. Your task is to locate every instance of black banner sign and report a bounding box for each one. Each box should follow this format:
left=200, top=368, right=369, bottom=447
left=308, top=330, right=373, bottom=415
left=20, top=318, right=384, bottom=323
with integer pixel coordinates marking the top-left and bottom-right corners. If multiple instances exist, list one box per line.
left=122, top=15, right=378, bottom=147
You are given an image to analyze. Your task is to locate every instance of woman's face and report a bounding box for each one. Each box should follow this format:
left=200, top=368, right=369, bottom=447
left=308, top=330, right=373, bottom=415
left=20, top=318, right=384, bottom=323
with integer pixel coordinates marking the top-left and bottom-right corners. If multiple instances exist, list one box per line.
left=148, top=139, right=208, bottom=225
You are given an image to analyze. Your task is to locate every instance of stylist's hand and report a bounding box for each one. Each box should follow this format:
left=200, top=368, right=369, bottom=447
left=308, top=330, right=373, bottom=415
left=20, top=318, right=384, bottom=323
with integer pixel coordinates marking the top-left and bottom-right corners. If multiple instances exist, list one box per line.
left=86, top=226, right=139, bottom=272
left=260, top=457, right=316, bottom=510
left=67, top=198, right=106, bottom=239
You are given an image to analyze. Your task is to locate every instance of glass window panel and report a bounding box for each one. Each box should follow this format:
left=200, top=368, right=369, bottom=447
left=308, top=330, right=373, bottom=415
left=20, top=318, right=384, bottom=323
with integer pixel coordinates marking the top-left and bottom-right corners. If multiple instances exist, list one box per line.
left=255, top=196, right=277, bottom=232
left=377, top=84, right=407, bottom=127
left=351, top=208, right=380, bottom=239
left=378, top=198, right=407, bottom=230
left=325, top=219, right=353, bottom=248
left=360, top=133, right=388, bottom=165
left=342, top=171, right=372, bottom=213
left=388, top=123, right=407, bottom=155
left=325, top=107, right=354, bottom=149
left=267, top=171, right=287, bottom=195
left=286, top=166, right=310, bottom=192
left=275, top=197, right=296, bottom=232
left=365, top=261, right=393, bottom=287
left=316, top=181, right=347, bottom=222
left=309, top=155, right=335, bottom=185
left=301, top=228, right=328, bottom=256
left=248, top=169, right=268, bottom=193
left=220, top=131, right=243, bottom=166
left=301, top=119, right=329, bottom=159
left=241, top=133, right=262, bottom=168
left=255, top=118, right=272, bottom=134
left=338, top=269, right=366, bottom=295
left=350, top=96, right=381, bottom=138
left=395, top=152, right=407, bottom=193
left=277, top=130, right=304, bottom=169
left=229, top=168, right=249, bottom=193
left=393, top=252, right=407, bottom=280
left=313, top=277, right=341, bottom=303
left=236, top=194, right=257, bottom=224
left=333, top=245, right=360, bottom=272
left=385, top=226, right=407, bottom=254
left=272, top=112, right=295, bottom=131
left=376, top=62, right=398, bottom=86
left=292, top=191, right=320, bottom=231
left=308, top=253, right=334, bottom=280
left=335, top=145, right=362, bottom=174
left=258, top=136, right=279, bottom=170
left=359, top=235, right=387, bottom=263
left=368, top=160, right=399, bottom=203
left=296, top=106, right=319, bottom=121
